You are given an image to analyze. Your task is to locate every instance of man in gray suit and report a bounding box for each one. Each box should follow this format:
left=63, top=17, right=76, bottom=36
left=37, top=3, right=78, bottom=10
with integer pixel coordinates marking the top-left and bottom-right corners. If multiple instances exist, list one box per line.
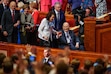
left=1, top=1, right=20, bottom=43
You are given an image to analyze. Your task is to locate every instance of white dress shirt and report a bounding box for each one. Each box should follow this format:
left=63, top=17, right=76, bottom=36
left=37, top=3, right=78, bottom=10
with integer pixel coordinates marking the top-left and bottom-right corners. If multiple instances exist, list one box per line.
left=64, top=31, right=71, bottom=43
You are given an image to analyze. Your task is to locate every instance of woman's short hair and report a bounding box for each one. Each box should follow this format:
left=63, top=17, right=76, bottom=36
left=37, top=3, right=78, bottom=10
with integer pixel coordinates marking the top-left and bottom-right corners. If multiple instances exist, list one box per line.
left=46, top=11, right=55, bottom=20
left=23, top=4, right=29, bottom=10
left=17, top=1, right=24, bottom=8
left=30, top=2, right=37, bottom=9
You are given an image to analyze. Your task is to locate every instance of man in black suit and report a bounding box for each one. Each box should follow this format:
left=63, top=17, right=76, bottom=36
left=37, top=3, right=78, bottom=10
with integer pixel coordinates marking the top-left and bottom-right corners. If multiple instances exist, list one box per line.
left=0, top=0, right=9, bottom=41
left=42, top=47, right=54, bottom=67
left=1, top=1, right=20, bottom=43
left=56, top=22, right=84, bottom=50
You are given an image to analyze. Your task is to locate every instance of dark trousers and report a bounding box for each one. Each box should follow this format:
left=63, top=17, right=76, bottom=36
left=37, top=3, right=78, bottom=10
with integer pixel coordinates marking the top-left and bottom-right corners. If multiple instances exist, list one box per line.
left=39, top=39, right=51, bottom=47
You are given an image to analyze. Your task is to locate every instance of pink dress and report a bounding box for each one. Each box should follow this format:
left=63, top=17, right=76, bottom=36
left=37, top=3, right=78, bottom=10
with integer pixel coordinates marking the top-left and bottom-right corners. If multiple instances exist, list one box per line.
left=51, top=0, right=63, bottom=7
left=40, top=0, right=51, bottom=12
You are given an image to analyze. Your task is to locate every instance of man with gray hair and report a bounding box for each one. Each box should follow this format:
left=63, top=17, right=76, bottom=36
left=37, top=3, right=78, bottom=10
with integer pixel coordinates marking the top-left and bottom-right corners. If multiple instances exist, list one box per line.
left=52, top=2, right=66, bottom=48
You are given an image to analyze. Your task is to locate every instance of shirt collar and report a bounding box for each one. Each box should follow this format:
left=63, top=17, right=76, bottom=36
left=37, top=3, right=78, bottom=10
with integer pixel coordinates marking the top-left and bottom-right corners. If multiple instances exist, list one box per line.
left=54, top=9, right=60, bottom=14
left=10, top=9, right=15, bottom=13
left=3, top=2, right=6, bottom=8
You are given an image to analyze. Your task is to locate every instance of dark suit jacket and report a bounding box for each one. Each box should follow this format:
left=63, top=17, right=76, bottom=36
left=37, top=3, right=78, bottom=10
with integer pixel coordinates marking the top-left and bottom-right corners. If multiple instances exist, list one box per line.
left=52, top=9, right=66, bottom=31
left=1, top=9, right=20, bottom=35
left=42, top=57, right=54, bottom=66
left=0, top=3, right=8, bottom=24
left=58, top=30, right=80, bottom=48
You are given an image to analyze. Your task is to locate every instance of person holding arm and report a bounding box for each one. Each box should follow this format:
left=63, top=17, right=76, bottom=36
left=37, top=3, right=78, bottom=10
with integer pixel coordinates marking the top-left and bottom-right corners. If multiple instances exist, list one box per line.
left=38, top=11, right=57, bottom=47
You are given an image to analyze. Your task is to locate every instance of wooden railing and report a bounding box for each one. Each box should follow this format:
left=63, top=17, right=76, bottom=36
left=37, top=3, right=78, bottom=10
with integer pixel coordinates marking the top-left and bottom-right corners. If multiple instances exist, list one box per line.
left=0, top=42, right=111, bottom=67
left=84, top=14, right=111, bottom=54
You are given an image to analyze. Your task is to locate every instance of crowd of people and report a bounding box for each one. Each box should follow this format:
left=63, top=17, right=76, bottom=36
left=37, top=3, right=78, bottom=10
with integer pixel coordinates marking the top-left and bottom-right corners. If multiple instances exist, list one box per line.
left=0, top=46, right=111, bottom=74
left=0, top=0, right=108, bottom=50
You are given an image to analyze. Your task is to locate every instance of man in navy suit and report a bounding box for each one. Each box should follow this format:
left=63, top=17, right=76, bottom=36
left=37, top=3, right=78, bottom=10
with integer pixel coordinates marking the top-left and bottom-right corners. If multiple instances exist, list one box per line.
left=52, top=2, right=66, bottom=31
left=56, top=22, right=84, bottom=50
left=52, top=2, right=66, bottom=48
left=0, top=0, right=9, bottom=41
left=1, top=1, right=20, bottom=43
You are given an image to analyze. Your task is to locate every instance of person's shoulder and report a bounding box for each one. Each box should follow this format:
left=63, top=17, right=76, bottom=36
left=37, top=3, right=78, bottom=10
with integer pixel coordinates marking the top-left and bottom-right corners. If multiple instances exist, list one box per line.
left=3, top=9, right=9, bottom=13
left=43, top=18, right=47, bottom=21
left=34, top=9, right=39, bottom=13
left=69, top=30, right=74, bottom=33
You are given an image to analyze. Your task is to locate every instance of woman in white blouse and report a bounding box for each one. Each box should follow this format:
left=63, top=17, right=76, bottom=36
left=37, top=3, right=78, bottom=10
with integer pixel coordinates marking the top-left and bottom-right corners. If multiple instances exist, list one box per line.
left=38, top=11, right=56, bottom=47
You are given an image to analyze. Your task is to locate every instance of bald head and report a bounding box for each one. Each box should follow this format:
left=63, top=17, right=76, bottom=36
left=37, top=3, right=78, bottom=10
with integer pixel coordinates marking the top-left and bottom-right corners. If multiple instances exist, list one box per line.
left=9, top=1, right=16, bottom=11
left=63, top=22, right=70, bottom=32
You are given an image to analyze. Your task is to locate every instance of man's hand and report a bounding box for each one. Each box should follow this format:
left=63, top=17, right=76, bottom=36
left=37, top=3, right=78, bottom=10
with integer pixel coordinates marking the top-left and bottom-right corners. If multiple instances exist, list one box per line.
left=3, top=31, right=8, bottom=36
left=25, top=26, right=31, bottom=30
left=43, top=36, right=48, bottom=40
left=75, top=42, right=79, bottom=48
left=56, top=31, right=62, bottom=38
left=14, top=20, right=20, bottom=27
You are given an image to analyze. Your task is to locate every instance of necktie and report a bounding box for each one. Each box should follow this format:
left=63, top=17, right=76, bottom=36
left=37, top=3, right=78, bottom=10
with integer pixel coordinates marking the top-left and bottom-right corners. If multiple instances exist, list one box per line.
left=56, top=12, right=60, bottom=30
left=12, top=11, right=14, bottom=22
left=66, top=32, right=71, bottom=43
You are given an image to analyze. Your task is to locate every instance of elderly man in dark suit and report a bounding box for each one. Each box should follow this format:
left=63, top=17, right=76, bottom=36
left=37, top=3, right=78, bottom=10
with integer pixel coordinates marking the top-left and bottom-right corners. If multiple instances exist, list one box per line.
left=1, top=1, right=20, bottom=43
left=56, top=22, right=84, bottom=50
left=0, top=0, right=9, bottom=41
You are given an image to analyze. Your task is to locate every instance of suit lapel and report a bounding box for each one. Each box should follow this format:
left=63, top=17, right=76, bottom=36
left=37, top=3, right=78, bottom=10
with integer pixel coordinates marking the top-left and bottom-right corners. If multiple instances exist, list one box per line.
left=62, top=30, right=67, bottom=43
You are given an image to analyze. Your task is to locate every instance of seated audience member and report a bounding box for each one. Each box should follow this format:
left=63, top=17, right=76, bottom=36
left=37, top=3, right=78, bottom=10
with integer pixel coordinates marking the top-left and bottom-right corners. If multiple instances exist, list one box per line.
left=78, top=70, right=88, bottom=74
left=56, top=22, right=84, bottom=50
left=2, top=57, right=14, bottom=74
left=38, top=11, right=57, bottom=47
left=0, top=53, right=6, bottom=74
left=10, top=54, right=19, bottom=71
left=83, top=59, right=93, bottom=74
left=41, top=47, right=54, bottom=67
left=71, top=58, right=80, bottom=74
left=20, top=4, right=34, bottom=44
left=94, top=64, right=104, bottom=74
left=56, top=60, right=69, bottom=74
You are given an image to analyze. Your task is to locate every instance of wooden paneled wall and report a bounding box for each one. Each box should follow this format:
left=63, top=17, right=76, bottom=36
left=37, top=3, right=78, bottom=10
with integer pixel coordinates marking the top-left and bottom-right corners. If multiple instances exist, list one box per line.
left=84, top=15, right=111, bottom=54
